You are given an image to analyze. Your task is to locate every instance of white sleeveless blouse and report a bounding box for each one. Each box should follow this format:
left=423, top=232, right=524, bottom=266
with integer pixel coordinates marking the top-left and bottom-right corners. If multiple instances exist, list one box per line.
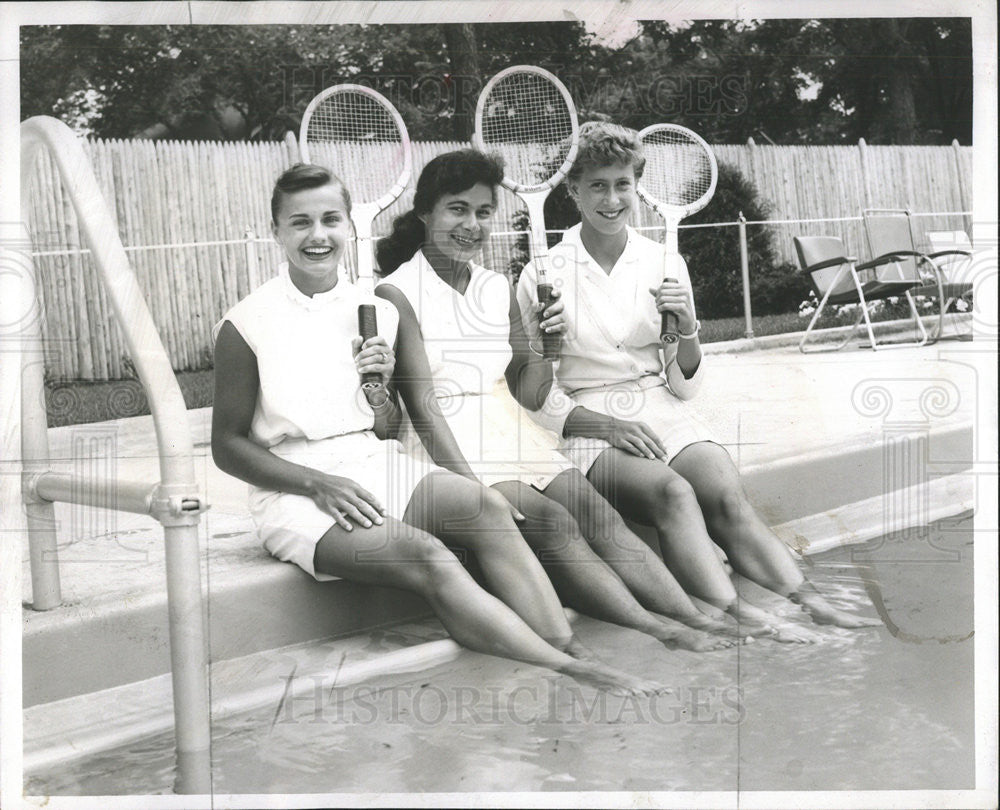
left=380, top=251, right=571, bottom=489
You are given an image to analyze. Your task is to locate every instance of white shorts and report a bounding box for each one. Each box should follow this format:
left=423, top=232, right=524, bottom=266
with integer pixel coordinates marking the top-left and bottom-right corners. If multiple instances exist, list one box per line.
left=559, top=378, right=718, bottom=473
left=398, top=385, right=573, bottom=491
left=249, top=431, right=441, bottom=581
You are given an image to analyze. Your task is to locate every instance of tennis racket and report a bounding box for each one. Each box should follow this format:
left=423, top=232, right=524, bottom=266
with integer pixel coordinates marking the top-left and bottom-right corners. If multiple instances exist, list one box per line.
left=636, top=124, right=718, bottom=343
left=300, top=84, right=412, bottom=389
left=473, top=65, right=579, bottom=360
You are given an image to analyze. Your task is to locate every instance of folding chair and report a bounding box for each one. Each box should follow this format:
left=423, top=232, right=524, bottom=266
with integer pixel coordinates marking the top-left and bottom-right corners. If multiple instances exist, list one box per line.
left=793, top=234, right=927, bottom=353
left=924, top=229, right=974, bottom=340
left=862, top=209, right=973, bottom=342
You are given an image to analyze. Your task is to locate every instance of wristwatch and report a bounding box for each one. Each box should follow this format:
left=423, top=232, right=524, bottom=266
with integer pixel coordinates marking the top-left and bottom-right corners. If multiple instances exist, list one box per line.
left=366, top=386, right=391, bottom=409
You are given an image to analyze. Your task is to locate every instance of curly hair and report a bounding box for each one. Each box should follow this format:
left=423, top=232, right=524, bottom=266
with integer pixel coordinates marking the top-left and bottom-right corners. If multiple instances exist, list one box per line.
left=376, top=149, right=504, bottom=275
left=566, top=121, right=646, bottom=183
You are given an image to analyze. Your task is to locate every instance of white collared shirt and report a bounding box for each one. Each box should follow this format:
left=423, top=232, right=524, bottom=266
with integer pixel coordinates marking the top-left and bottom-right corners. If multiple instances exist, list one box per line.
left=378, top=250, right=512, bottom=398
left=516, top=223, right=704, bottom=427
left=216, top=263, right=399, bottom=448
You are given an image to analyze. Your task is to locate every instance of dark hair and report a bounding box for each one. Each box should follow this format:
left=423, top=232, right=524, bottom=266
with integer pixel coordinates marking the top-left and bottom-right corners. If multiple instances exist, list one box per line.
left=566, top=121, right=646, bottom=184
left=270, top=163, right=352, bottom=223
left=376, top=149, right=504, bottom=275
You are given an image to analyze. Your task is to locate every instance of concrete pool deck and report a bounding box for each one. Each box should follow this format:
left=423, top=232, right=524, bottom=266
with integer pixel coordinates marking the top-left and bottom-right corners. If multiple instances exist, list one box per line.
left=21, top=331, right=979, bottom=709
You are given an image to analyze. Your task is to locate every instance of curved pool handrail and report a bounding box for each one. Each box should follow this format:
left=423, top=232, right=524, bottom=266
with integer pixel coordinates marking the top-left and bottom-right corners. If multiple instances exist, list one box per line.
left=21, top=116, right=196, bottom=485
left=20, top=116, right=210, bottom=793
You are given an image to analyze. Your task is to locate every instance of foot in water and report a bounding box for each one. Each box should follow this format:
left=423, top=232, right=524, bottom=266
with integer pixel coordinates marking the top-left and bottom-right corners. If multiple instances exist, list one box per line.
left=558, top=659, right=670, bottom=696
left=674, top=609, right=750, bottom=642
left=792, top=589, right=882, bottom=628
left=727, top=600, right=823, bottom=644
left=651, top=615, right=736, bottom=651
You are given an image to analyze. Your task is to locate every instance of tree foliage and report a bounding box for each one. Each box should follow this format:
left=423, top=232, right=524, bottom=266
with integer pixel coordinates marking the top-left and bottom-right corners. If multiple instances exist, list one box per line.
left=21, top=18, right=971, bottom=144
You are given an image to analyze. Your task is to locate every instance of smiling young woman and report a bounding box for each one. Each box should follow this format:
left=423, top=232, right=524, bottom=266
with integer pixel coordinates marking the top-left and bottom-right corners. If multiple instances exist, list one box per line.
left=517, top=122, right=881, bottom=634
left=374, top=149, right=744, bottom=653
left=210, top=162, right=669, bottom=696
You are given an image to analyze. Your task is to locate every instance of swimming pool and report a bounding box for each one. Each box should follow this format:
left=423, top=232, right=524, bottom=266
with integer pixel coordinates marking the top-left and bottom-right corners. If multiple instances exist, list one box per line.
left=25, top=512, right=974, bottom=796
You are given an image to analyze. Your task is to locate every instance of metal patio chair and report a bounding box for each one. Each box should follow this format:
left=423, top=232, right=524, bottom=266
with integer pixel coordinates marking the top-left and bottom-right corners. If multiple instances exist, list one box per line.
left=862, top=209, right=973, bottom=342
left=793, top=234, right=927, bottom=352
left=923, top=229, right=975, bottom=340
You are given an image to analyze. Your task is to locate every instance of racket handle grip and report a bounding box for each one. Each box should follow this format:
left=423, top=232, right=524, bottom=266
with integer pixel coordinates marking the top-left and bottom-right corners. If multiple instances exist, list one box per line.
left=537, top=283, right=561, bottom=361
left=357, top=304, right=382, bottom=390
left=660, top=277, right=679, bottom=344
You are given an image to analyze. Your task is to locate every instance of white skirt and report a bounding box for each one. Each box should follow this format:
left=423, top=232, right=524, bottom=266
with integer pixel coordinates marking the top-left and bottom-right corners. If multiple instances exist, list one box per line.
left=400, top=383, right=572, bottom=490
left=249, top=431, right=441, bottom=581
left=559, top=376, right=718, bottom=473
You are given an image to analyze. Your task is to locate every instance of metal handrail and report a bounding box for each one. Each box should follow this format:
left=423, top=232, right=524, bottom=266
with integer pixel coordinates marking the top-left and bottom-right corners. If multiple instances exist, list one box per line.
left=20, top=116, right=211, bottom=794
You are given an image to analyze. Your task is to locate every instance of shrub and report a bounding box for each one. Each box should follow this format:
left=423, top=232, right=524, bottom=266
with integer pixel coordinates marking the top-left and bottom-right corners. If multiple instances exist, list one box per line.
left=681, top=163, right=809, bottom=318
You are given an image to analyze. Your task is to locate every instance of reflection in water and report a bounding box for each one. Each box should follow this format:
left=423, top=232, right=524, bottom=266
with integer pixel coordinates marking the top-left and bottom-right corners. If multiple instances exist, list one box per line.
left=26, top=516, right=974, bottom=795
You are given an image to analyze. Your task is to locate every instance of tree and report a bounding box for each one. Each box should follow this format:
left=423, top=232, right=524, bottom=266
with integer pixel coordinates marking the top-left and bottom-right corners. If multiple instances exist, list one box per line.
left=629, top=18, right=971, bottom=145
left=20, top=19, right=971, bottom=145
left=441, top=24, right=481, bottom=141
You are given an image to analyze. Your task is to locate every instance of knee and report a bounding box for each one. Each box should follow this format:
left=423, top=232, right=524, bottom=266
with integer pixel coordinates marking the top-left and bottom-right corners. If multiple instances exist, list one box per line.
left=530, top=496, right=575, bottom=536
left=480, top=487, right=517, bottom=525
left=649, top=474, right=699, bottom=518
left=705, top=487, right=748, bottom=528
left=402, top=532, right=464, bottom=592
left=458, top=488, right=529, bottom=552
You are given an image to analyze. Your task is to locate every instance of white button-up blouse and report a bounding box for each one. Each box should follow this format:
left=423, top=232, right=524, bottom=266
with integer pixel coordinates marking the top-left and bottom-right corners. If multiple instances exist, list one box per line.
left=516, top=223, right=704, bottom=431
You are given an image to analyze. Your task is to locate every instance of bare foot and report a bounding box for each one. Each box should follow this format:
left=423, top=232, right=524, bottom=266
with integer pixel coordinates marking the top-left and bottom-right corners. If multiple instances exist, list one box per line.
left=653, top=616, right=736, bottom=652
left=793, top=591, right=882, bottom=628
left=558, top=659, right=670, bottom=696
left=562, top=636, right=599, bottom=661
left=767, top=622, right=825, bottom=644
left=727, top=601, right=820, bottom=644
left=675, top=610, right=749, bottom=641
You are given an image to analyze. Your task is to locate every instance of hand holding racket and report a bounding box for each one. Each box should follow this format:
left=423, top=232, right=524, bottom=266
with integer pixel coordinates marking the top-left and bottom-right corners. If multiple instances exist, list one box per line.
left=636, top=124, right=717, bottom=343
left=300, top=84, right=412, bottom=389
left=474, top=66, right=579, bottom=360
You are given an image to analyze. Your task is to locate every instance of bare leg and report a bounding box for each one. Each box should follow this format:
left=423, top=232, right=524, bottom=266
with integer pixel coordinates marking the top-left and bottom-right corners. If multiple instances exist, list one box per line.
left=543, top=469, right=739, bottom=638
left=587, top=448, right=818, bottom=643
left=669, top=443, right=881, bottom=629
left=313, top=512, right=664, bottom=695
left=493, top=480, right=733, bottom=652
left=402, top=471, right=570, bottom=646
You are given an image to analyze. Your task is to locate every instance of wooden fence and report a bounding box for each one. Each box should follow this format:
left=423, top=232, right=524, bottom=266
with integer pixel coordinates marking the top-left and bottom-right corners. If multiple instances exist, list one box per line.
left=25, top=137, right=971, bottom=380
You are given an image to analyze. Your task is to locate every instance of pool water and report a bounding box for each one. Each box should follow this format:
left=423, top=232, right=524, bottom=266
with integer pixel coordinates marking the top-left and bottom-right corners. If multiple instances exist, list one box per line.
left=26, top=514, right=975, bottom=795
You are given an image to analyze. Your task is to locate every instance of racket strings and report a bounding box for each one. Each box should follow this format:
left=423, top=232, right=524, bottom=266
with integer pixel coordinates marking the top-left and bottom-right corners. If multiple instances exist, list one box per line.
left=640, top=130, right=713, bottom=208
left=305, top=91, right=406, bottom=204
left=479, top=72, right=574, bottom=189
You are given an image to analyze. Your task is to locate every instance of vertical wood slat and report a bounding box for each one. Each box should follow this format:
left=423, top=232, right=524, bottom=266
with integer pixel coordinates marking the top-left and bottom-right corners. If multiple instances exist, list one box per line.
left=25, top=138, right=973, bottom=381
left=31, top=151, right=60, bottom=368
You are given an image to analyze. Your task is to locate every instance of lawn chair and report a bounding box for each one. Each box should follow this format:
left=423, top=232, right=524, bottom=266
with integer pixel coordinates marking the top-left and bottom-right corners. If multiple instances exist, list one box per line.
left=793, top=234, right=927, bottom=353
left=924, top=229, right=974, bottom=340
left=862, top=209, right=973, bottom=342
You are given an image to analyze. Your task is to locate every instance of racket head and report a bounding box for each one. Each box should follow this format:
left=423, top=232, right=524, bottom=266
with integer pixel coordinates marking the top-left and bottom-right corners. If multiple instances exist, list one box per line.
left=299, top=84, right=412, bottom=213
left=473, top=65, right=579, bottom=195
left=636, top=124, right=718, bottom=219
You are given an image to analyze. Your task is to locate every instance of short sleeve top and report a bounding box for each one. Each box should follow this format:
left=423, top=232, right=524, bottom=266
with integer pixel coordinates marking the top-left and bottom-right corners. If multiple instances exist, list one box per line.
left=517, top=223, right=703, bottom=400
